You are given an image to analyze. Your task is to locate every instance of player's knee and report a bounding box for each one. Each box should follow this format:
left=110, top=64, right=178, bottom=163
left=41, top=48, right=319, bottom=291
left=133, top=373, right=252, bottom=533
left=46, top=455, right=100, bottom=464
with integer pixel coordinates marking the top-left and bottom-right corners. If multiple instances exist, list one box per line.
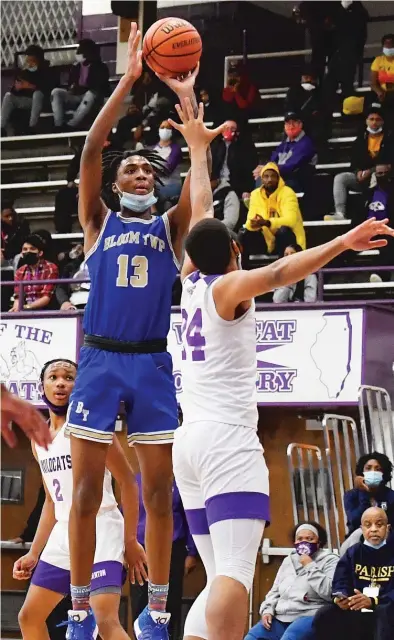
left=18, top=603, right=38, bottom=629
left=215, top=560, right=255, bottom=592
left=142, top=475, right=173, bottom=517
left=72, top=475, right=103, bottom=517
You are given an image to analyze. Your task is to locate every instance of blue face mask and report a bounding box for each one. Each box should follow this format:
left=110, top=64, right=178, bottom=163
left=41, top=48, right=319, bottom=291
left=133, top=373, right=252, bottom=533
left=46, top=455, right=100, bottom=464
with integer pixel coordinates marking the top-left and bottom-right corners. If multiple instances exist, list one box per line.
left=117, top=187, right=157, bottom=213
left=364, top=470, right=383, bottom=487
left=383, top=48, right=394, bottom=57
left=364, top=539, right=387, bottom=550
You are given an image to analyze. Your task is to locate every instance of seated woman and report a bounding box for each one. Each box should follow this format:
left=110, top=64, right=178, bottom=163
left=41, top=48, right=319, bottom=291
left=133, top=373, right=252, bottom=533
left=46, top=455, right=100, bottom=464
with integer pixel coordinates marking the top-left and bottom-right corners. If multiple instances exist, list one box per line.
left=245, top=522, right=338, bottom=640
left=273, top=244, right=317, bottom=303
left=152, top=119, right=183, bottom=210
left=370, top=34, right=394, bottom=122
left=344, top=451, right=394, bottom=536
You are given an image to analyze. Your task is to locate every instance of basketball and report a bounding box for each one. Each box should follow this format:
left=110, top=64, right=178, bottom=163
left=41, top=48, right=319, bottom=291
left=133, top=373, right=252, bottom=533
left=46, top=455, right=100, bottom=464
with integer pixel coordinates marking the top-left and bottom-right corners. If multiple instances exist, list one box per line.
left=142, top=17, right=202, bottom=77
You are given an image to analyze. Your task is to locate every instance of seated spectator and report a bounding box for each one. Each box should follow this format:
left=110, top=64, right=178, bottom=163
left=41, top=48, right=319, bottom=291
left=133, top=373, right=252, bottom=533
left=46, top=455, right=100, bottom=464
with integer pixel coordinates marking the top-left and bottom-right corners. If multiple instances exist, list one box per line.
left=199, top=85, right=222, bottom=126
left=51, top=39, right=109, bottom=131
left=1, top=45, right=51, bottom=135
left=56, top=244, right=90, bottom=311
left=245, top=521, right=338, bottom=640
left=1, top=203, right=30, bottom=261
left=211, top=119, right=257, bottom=197
left=313, top=507, right=394, bottom=640
left=211, top=174, right=240, bottom=230
left=152, top=120, right=183, bottom=209
left=269, top=112, right=317, bottom=193
left=367, top=164, right=394, bottom=280
left=222, top=61, right=259, bottom=123
left=10, top=234, right=58, bottom=311
left=284, top=68, right=323, bottom=141
left=132, top=70, right=174, bottom=140
left=240, top=162, right=306, bottom=265
left=325, top=107, right=392, bottom=221
left=273, top=244, right=318, bottom=303
left=371, top=34, right=394, bottom=123
left=344, top=452, right=394, bottom=536
left=114, top=103, right=146, bottom=151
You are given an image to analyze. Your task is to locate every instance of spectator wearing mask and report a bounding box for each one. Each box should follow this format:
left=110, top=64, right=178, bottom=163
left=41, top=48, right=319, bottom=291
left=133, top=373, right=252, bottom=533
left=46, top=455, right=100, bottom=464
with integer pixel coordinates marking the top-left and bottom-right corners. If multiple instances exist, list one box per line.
left=1, top=45, right=51, bottom=135
left=371, top=34, right=394, bottom=129
left=211, top=119, right=257, bottom=197
left=325, top=107, right=392, bottom=221
left=1, top=204, right=30, bottom=261
left=284, top=69, right=323, bottom=140
left=313, top=507, right=394, bottom=640
left=241, top=162, right=306, bottom=263
left=211, top=174, right=240, bottom=231
left=245, top=521, right=338, bottom=640
left=51, top=39, right=109, bottom=131
left=273, top=244, right=318, bottom=303
left=254, top=113, right=317, bottom=193
left=344, top=452, right=394, bottom=537
left=10, top=234, right=58, bottom=311
left=56, top=244, right=89, bottom=311
left=131, top=474, right=198, bottom=640
left=222, top=61, right=260, bottom=122
left=153, top=120, right=183, bottom=209
left=321, top=1, right=369, bottom=113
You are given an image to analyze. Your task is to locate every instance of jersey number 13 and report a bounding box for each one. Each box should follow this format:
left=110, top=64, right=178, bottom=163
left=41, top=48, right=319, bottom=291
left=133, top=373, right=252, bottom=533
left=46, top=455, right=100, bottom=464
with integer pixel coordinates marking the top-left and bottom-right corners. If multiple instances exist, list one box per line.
left=116, top=254, right=148, bottom=288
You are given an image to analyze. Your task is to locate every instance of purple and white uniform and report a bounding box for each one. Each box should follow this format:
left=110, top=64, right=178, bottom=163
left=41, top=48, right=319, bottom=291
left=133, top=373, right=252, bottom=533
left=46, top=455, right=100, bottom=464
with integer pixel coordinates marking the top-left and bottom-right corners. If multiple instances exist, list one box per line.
left=173, top=270, right=269, bottom=539
left=32, top=425, right=124, bottom=595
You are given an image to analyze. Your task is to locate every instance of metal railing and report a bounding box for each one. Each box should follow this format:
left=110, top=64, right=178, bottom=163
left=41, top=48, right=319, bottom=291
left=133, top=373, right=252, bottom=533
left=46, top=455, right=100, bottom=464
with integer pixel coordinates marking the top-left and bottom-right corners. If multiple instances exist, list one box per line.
left=359, top=386, right=394, bottom=484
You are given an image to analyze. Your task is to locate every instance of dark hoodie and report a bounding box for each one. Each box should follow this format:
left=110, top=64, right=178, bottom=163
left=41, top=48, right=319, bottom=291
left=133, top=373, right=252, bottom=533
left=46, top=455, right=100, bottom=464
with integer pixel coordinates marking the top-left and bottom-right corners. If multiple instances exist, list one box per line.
left=12, top=59, right=52, bottom=98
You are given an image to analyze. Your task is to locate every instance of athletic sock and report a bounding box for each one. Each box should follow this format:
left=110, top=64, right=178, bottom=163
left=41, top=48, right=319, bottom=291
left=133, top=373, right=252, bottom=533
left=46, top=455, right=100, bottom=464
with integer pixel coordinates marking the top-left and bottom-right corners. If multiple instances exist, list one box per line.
left=70, top=583, right=91, bottom=611
left=148, top=581, right=169, bottom=612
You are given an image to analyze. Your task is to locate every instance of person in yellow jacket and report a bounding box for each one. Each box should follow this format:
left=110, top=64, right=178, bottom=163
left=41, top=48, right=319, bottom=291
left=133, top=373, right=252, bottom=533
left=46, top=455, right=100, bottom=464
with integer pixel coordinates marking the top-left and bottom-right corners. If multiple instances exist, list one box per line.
left=240, top=162, right=306, bottom=265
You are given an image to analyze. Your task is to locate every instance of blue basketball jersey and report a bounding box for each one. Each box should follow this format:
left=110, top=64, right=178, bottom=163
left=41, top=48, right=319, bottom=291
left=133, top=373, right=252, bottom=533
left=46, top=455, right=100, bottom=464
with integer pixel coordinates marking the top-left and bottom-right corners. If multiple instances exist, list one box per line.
left=83, top=211, right=179, bottom=342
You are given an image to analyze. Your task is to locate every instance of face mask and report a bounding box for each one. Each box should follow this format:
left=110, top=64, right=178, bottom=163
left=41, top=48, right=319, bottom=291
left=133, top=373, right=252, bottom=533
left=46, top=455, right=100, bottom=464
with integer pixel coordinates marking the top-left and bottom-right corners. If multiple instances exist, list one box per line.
left=159, top=128, right=172, bottom=141
left=301, top=83, right=315, bottom=91
left=116, top=186, right=158, bottom=213
left=295, top=541, right=319, bottom=557
left=75, top=53, right=85, bottom=63
left=363, top=470, right=383, bottom=487
left=26, top=65, right=37, bottom=72
left=41, top=392, right=69, bottom=416
left=341, top=1, right=353, bottom=8
left=383, top=48, right=394, bottom=57
left=21, top=251, right=40, bottom=266
left=285, top=123, right=303, bottom=139
left=367, top=126, right=383, bottom=135
left=223, top=130, right=236, bottom=142
left=364, top=539, right=387, bottom=550
left=69, top=247, right=83, bottom=260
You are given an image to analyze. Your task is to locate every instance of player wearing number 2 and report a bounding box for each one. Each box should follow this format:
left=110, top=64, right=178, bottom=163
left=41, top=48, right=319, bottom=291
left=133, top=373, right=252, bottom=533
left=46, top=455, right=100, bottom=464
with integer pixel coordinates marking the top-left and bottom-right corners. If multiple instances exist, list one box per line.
left=169, top=99, right=394, bottom=640
left=13, top=360, right=147, bottom=640
left=65, top=22, right=225, bottom=640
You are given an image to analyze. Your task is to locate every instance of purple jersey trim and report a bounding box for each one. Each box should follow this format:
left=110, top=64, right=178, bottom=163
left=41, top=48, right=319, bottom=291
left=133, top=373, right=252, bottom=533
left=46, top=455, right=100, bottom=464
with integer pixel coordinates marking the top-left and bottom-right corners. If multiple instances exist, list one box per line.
left=205, top=491, right=270, bottom=525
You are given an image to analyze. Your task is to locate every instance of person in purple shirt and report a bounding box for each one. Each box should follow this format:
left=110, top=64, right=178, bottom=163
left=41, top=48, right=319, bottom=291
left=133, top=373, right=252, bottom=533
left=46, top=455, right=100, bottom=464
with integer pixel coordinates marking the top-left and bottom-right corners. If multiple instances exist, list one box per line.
left=131, top=473, right=198, bottom=639
left=153, top=120, right=183, bottom=212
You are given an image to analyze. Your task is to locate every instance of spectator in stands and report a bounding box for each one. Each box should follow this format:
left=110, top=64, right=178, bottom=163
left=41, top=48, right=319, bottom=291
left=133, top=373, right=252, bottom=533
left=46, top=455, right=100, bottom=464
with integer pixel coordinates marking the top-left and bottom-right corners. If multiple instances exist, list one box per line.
left=56, top=244, right=90, bottom=311
left=222, top=61, right=259, bottom=123
left=131, top=473, right=198, bottom=640
left=152, top=120, right=183, bottom=210
left=1, top=45, right=51, bottom=135
left=325, top=107, right=393, bottom=221
left=211, top=119, right=257, bottom=197
left=51, top=39, right=109, bottom=131
left=366, top=164, right=394, bottom=280
left=273, top=244, right=318, bottom=303
left=10, top=234, right=58, bottom=311
left=240, top=162, right=306, bottom=265
left=211, top=173, right=240, bottom=230
left=344, top=452, right=394, bottom=536
left=245, top=521, right=338, bottom=640
left=293, top=2, right=337, bottom=85
left=199, top=86, right=222, bottom=126
left=321, top=1, right=369, bottom=114
left=114, top=103, right=146, bottom=150
left=1, top=203, right=30, bottom=261
left=284, top=68, right=323, bottom=141
left=313, top=507, right=394, bottom=640
left=371, top=34, right=394, bottom=129
left=132, top=70, right=174, bottom=139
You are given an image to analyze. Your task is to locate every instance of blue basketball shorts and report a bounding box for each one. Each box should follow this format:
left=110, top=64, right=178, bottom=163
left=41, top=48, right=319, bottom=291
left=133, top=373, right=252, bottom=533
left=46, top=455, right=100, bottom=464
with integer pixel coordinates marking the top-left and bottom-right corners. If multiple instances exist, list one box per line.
left=65, top=346, right=178, bottom=445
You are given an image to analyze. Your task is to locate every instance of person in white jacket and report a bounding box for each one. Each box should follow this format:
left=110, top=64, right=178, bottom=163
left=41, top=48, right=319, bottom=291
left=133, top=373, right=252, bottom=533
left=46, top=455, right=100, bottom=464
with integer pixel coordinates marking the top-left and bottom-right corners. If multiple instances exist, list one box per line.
left=245, top=522, right=338, bottom=640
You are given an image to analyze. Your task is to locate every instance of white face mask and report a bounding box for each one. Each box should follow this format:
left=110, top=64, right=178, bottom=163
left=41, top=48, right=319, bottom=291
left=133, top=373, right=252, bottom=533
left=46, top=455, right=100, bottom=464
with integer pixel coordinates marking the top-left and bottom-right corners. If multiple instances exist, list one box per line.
left=341, top=1, right=353, bottom=9
left=383, top=47, right=394, bottom=57
left=75, top=53, right=85, bottom=63
left=367, top=126, right=383, bottom=135
left=301, top=82, right=315, bottom=91
left=159, top=128, right=172, bottom=142
left=26, top=65, right=38, bottom=72
left=115, top=185, right=157, bottom=213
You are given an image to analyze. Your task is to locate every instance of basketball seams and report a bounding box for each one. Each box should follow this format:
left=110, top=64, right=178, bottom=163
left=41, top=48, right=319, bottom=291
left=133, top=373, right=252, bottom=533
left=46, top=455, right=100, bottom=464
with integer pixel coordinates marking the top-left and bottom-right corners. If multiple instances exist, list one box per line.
left=145, top=28, right=201, bottom=58
left=143, top=17, right=168, bottom=57
left=151, top=48, right=202, bottom=59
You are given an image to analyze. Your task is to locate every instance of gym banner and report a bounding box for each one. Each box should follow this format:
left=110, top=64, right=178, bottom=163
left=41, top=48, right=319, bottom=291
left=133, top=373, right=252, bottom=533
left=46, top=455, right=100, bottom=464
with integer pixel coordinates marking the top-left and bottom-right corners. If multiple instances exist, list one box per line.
left=169, top=308, right=364, bottom=405
left=0, top=317, right=78, bottom=406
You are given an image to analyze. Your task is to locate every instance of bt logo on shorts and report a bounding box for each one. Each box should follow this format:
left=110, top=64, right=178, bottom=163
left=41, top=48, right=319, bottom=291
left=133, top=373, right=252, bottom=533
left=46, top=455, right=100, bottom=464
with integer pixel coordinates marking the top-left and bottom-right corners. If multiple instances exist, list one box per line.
left=74, top=401, right=90, bottom=422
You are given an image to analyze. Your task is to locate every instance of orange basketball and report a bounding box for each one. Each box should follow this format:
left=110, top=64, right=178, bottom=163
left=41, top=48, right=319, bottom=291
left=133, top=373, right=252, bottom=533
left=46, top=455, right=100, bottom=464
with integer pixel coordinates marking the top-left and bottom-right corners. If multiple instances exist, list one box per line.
left=142, top=17, right=202, bottom=77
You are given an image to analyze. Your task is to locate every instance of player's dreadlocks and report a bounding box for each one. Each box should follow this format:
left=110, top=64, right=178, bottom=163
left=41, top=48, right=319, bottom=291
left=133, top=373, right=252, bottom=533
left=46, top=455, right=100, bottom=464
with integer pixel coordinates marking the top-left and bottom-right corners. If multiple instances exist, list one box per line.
left=101, top=148, right=169, bottom=210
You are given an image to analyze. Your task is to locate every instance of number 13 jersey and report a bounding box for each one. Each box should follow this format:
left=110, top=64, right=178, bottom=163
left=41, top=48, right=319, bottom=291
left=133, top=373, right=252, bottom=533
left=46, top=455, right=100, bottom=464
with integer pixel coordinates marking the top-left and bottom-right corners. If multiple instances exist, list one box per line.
left=83, top=211, right=179, bottom=342
left=180, top=271, right=258, bottom=428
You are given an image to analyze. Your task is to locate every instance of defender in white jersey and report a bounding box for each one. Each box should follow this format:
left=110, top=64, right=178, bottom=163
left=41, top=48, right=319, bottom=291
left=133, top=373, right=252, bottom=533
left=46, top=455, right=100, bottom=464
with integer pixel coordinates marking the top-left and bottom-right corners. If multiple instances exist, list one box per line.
left=13, top=360, right=147, bottom=640
left=168, top=98, right=394, bottom=640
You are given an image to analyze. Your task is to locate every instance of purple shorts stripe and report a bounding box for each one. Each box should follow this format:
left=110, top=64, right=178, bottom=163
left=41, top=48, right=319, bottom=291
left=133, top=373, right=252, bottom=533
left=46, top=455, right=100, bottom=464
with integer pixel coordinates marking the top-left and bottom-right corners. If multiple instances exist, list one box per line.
left=185, top=508, right=210, bottom=535
left=205, top=491, right=270, bottom=526
left=31, top=560, right=70, bottom=595
left=31, top=560, right=124, bottom=595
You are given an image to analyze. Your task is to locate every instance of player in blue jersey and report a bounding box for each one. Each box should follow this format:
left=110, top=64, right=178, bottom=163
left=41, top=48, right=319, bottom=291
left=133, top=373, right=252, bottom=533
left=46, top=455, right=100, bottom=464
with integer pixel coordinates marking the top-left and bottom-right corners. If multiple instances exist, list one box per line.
left=64, top=23, right=224, bottom=640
